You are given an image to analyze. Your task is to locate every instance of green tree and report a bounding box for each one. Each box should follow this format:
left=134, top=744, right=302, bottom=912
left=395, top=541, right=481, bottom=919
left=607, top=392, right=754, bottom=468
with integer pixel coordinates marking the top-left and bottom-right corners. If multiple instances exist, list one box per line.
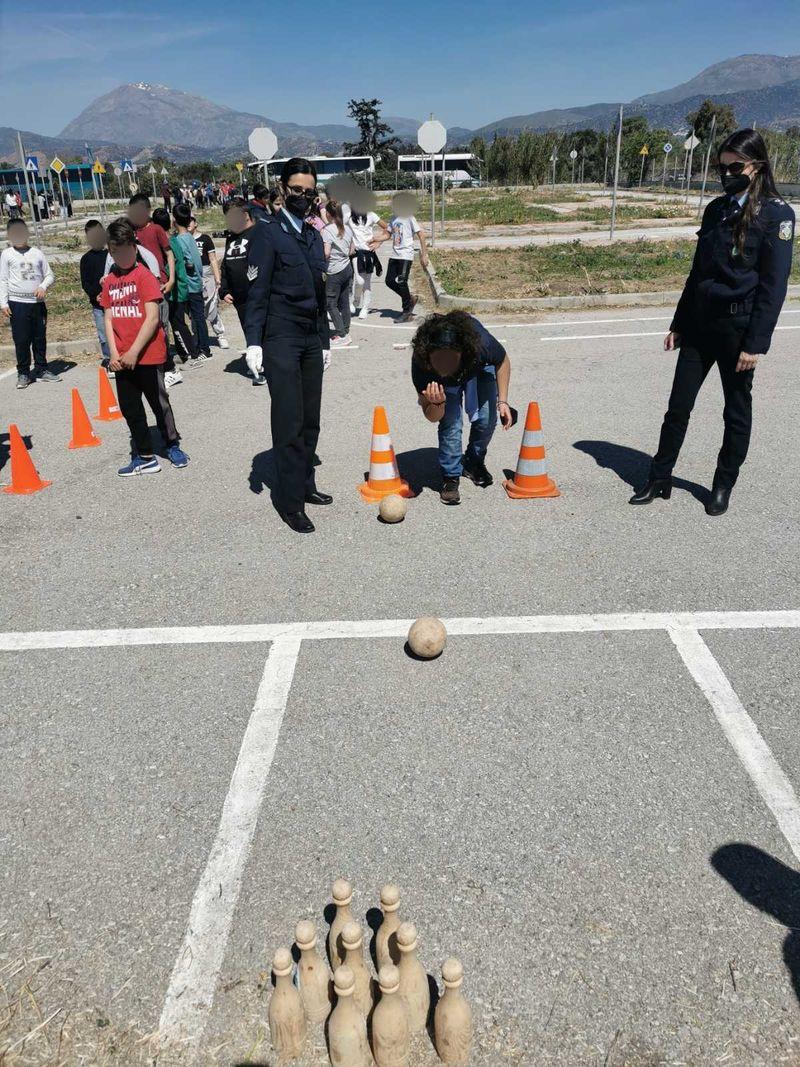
left=343, top=99, right=400, bottom=160
left=686, top=99, right=736, bottom=144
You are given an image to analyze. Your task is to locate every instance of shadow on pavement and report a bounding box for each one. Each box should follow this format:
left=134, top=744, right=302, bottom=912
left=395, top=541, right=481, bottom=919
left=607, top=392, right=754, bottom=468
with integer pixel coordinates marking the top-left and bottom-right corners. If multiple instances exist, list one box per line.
left=712, top=842, right=800, bottom=1004
left=395, top=447, right=440, bottom=494
left=224, top=355, right=250, bottom=379
left=573, top=439, right=707, bottom=503
left=0, top=430, right=33, bottom=475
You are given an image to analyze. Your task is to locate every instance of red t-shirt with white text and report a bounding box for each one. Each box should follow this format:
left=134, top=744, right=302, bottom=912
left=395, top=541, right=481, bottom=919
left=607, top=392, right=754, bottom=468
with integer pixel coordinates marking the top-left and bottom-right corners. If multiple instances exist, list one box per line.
left=135, top=220, right=169, bottom=281
left=99, top=262, right=166, bottom=366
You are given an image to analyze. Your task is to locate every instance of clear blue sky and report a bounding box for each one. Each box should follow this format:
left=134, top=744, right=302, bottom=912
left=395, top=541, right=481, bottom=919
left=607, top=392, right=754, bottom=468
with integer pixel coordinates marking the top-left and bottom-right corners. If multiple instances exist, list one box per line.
left=1, top=0, right=799, bottom=134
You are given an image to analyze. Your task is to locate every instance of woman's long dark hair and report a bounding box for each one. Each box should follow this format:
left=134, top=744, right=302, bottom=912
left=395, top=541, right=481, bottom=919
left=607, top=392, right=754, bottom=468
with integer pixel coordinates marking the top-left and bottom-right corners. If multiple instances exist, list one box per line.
left=718, top=128, right=780, bottom=251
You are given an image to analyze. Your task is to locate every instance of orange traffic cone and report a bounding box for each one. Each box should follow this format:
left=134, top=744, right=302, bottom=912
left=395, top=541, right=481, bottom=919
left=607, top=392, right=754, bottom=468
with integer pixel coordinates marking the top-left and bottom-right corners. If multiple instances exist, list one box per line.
left=95, top=368, right=122, bottom=421
left=2, top=424, right=51, bottom=495
left=68, top=388, right=101, bottom=449
left=358, top=406, right=414, bottom=502
left=503, top=401, right=560, bottom=499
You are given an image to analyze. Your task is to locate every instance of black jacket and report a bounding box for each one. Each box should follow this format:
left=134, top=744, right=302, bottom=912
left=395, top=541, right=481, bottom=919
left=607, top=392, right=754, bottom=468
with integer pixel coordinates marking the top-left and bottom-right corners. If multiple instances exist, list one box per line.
left=80, top=248, right=108, bottom=309
left=671, top=194, right=795, bottom=354
left=244, top=212, right=330, bottom=348
left=219, top=228, right=254, bottom=306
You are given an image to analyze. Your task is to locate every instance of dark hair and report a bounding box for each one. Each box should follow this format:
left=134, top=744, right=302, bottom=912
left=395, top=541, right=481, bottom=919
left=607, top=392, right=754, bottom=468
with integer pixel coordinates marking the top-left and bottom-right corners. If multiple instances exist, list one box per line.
left=280, top=157, right=317, bottom=184
left=223, top=196, right=248, bottom=214
left=350, top=211, right=366, bottom=226
left=173, top=202, right=192, bottom=227
left=718, top=128, right=781, bottom=252
left=128, top=192, right=151, bottom=208
left=326, top=198, right=345, bottom=237
left=268, top=187, right=283, bottom=206
left=84, top=218, right=104, bottom=232
left=253, top=183, right=268, bottom=200
left=412, top=311, right=483, bottom=382
left=6, top=217, right=26, bottom=230
left=106, top=218, right=137, bottom=247
left=152, top=207, right=171, bottom=231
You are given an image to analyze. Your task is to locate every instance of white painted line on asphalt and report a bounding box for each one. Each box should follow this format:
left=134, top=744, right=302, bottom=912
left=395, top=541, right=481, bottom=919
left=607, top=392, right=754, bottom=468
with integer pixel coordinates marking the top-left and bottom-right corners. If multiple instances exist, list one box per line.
left=540, top=325, right=800, bottom=343
left=2, top=610, right=799, bottom=652
left=158, top=634, right=302, bottom=1050
left=0, top=367, right=17, bottom=382
left=669, top=626, right=800, bottom=864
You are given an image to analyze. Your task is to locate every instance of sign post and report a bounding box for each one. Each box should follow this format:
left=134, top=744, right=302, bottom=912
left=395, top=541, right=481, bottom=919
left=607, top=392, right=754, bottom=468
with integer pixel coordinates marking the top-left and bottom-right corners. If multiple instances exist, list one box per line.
left=609, top=105, right=623, bottom=240
left=50, top=157, right=69, bottom=231
left=113, top=165, right=124, bottom=202
left=16, top=134, right=42, bottom=239
left=248, top=127, right=278, bottom=189
left=92, top=160, right=107, bottom=220
left=417, top=117, right=447, bottom=249
left=638, top=144, right=649, bottom=187
left=570, top=147, right=578, bottom=184
left=148, top=164, right=157, bottom=200
left=683, top=129, right=700, bottom=205
left=662, top=143, right=672, bottom=188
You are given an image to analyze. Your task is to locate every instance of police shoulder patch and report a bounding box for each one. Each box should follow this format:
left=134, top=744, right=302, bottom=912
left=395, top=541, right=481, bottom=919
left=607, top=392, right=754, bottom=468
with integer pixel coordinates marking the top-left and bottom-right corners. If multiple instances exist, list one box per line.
left=779, top=220, right=793, bottom=241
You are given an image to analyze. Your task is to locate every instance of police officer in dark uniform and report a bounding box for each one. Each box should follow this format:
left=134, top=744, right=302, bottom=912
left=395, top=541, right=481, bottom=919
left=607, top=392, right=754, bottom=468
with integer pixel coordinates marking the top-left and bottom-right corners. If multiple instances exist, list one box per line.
left=631, top=128, right=794, bottom=516
left=244, top=158, right=332, bottom=533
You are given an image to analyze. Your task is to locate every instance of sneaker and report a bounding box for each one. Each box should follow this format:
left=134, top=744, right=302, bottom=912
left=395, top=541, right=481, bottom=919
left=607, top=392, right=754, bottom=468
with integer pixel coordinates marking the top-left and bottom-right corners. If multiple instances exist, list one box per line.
left=217, top=336, right=230, bottom=350
left=164, top=369, right=183, bottom=388
left=191, top=353, right=208, bottom=366
left=118, top=455, right=161, bottom=477
left=38, top=368, right=61, bottom=383
left=16, top=373, right=31, bottom=389
left=440, top=477, right=461, bottom=505
left=462, top=457, right=493, bottom=488
left=349, top=301, right=356, bottom=314
left=331, top=335, right=351, bottom=348
left=358, top=305, right=369, bottom=319
left=252, top=373, right=267, bottom=386
left=165, top=444, right=189, bottom=468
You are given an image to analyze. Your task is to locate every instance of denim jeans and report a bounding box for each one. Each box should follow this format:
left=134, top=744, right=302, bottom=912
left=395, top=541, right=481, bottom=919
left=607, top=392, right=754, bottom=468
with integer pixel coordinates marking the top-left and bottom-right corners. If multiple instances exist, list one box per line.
left=438, top=366, right=498, bottom=478
left=91, top=306, right=110, bottom=360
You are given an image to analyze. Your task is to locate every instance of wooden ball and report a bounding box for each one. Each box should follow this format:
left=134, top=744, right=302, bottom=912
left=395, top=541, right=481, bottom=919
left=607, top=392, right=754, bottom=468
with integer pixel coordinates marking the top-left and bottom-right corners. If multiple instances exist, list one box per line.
left=407, top=617, right=447, bottom=659
left=379, top=494, right=407, bottom=523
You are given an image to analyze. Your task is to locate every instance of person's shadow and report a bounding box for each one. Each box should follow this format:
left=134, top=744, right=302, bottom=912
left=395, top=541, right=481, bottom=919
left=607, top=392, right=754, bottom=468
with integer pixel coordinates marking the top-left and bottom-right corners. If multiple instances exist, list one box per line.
left=0, top=430, right=33, bottom=476
left=711, top=842, right=800, bottom=1003
left=573, top=439, right=707, bottom=503
left=394, top=447, right=440, bottom=494
left=249, top=448, right=279, bottom=509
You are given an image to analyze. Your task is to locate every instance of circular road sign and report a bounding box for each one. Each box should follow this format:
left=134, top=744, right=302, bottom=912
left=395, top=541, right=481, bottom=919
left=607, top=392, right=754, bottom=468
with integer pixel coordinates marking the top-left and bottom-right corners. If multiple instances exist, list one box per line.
left=417, top=119, right=447, bottom=155
left=663, top=143, right=673, bottom=154
left=248, top=126, right=278, bottom=160
left=569, top=149, right=578, bottom=160
left=113, top=166, right=122, bottom=177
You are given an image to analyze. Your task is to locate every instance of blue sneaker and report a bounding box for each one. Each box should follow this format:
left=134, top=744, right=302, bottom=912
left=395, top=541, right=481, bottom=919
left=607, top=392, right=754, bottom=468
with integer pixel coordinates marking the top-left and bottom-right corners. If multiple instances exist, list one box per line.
left=117, top=455, right=161, bottom=477
left=165, top=445, right=189, bottom=468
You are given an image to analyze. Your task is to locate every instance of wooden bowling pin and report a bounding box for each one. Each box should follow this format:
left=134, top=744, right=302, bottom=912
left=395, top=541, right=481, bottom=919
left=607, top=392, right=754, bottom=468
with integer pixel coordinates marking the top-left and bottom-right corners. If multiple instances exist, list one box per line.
left=294, top=919, right=332, bottom=1023
left=396, top=921, right=429, bottom=1034
left=268, top=947, right=306, bottom=1061
left=372, top=964, right=410, bottom=1067
left=376, top=884, right=402, bottom=970
left=328, top=878, right=354, bottom=969
left=328, top=965, right=372, bottom=1067
left=341, top=920, right=373, bottom=1016
left=434, top=958, right=473, bottom=1065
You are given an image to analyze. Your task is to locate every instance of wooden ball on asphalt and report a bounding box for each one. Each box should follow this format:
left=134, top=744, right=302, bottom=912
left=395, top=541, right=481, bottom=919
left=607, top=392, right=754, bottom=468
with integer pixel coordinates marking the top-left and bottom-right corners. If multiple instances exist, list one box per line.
left=407, top=616, right=447, bottom=659
left=379, top=494, right=407, bottom=523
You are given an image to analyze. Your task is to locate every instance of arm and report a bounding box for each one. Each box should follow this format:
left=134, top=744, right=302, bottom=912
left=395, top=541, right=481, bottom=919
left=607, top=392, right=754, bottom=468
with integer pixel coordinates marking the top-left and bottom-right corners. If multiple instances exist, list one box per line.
left=104, top=308, right=121, bottom=368
left=0, top=251, right=10, bottom=313
left=116, top=301, right=160, bottom=370
left=208, top=248, right=221, bottom=286
left=669, top=200, right=717, bottom=342
left=219, top=253, right=230, bottom=301
left=370, top=219, right=392, bottom=249
left=496, top=355, right=512, bottom=428
left=419, top=383, right=446, bottom=422
left=741, top=206, right=795, bottom=361
left=163, top=248, right=175, bottom=295
left=417, top=228, right=429, bottom=269
left=79, top=255, right=92, bottom=298
left=35, top=251, right=54, bottom=300
left=243, top=227, right=275, bottom=349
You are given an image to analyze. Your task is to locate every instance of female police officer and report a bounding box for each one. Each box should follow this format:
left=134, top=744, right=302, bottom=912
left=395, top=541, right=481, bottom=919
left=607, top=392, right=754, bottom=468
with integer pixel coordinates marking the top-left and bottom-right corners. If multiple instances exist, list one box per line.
left=244, top=158, right=332, bottom=534
left=631, top=128, right=794, bottom=516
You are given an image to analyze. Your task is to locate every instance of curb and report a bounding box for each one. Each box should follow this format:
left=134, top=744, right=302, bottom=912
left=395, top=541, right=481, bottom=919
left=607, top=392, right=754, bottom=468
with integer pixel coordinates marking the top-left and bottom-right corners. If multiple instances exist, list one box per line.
left=0, top=337, right=97, bottom=360
left=423, top=263, right=800, bottom=312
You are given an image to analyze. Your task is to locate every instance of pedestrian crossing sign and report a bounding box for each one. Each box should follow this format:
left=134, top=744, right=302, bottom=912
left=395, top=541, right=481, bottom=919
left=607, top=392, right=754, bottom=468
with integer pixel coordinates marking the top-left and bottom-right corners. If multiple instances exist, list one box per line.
left=50, top=157, right=65, bottom=174
left=121, top=159, right=134, bottom=173
left=92, top=159, right=106, bottom=175
left=25, top=155, right=38, bottom=173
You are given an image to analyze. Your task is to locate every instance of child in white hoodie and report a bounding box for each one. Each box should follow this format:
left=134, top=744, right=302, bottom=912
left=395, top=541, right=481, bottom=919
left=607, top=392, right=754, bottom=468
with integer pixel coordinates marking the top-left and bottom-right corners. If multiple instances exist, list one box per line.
left=0, top=218, right=58, bottom=388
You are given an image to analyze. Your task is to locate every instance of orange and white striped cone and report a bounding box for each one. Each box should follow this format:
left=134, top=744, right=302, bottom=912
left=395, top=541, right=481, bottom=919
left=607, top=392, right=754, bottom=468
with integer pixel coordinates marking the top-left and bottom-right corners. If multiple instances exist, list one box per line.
left=358, top=406, right=414, bottom=502
left=503, top=401, right=560, bottom=499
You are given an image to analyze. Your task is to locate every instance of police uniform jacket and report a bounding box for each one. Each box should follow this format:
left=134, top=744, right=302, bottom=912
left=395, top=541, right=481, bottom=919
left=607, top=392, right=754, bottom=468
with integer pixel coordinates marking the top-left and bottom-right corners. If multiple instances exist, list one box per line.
left=671, top=194, right=795, bottom=354
left=244, top=212, right=330, bottom=349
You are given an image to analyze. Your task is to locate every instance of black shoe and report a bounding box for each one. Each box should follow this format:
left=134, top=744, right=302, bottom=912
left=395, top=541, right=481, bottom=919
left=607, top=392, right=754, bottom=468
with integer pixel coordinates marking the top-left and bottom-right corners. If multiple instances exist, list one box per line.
left=629, top=477, right=672, bottom=504
left=305, top=490, right=333, bottom=505
left=705, top=486, right=731, bottom=516
left=462, top=457, right=493, bottom=488
left=440, top=477, right=461, bottom=505
left=280, top=510, right=315, bottom=533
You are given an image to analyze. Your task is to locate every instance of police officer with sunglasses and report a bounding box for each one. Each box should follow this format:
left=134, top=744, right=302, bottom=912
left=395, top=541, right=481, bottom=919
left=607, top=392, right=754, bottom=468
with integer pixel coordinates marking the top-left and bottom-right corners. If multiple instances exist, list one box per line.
left=631, top=128, right=795, bottom=516
left=244, top=158, right=332, bottom=534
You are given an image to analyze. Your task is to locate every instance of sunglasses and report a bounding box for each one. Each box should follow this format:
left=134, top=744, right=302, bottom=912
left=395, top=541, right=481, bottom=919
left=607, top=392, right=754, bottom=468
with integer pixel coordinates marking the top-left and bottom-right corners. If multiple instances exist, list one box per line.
left=717, top=160, right=764, bottom=178
left=285, top=184, right=317, bottom=199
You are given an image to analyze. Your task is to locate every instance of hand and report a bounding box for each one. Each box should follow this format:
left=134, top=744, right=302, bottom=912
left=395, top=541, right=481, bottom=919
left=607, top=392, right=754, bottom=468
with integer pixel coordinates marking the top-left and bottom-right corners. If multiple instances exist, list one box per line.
left=736, top=351, right=760, bottom=372
left=420, top=255, right=430, bottom=270
left=1, top=306, right=10, bottom=318
left=498, top=400, right=513, bottom=429
left=34, top=288, right=46, bottom=301
left=162, top=281, right=174, bottom=295
left=118, top=350, right=137, bottom=370
left=663, top=331, right=680, bottom=351
left=222, top=293, right=234, bottom=304
left=422, top=382, right=446, bottom=407
left=109, top=356, right=123, bottom=372
left=246, top=344, right=263, bottom=377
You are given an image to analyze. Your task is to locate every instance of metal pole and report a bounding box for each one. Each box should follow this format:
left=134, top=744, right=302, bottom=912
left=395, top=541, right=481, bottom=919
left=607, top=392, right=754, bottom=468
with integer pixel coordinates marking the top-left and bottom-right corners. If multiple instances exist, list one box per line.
left=662, top=152, right=667, bottom=188
left=77, top=167, right=87, bottom=214
left=151, top=171, right=157, bottom=200
left=16, top=131, right=42, bottom=240
left=603, top=129, right=610, bottom=187
left=441, top=149, right=445, bottom=230
left=99, top=172, right=107, bottom=216
left=684, top=127, right=696, bottom=206
left=430, top=153, right=436, bottom=249
left=89, top=166, right=103, bottom=221
left=56, top=171, right=68, bottom=230
left=609, top=105, right=623, bottom=240
left=696, top=114, right=717, bottom=220
left=638, top=152, right=645, bottom=188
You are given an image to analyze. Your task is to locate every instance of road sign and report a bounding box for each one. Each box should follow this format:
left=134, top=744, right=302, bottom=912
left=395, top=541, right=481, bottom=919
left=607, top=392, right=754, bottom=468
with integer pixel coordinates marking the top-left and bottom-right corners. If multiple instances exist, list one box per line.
left=235, top=162, right=244, bottom=172
left=121, top=159, right=134, bottom=173
left=25, top=155, right=38, bottom=173
left=160, top=167, right=168, bottom=176
left=417, top=119, right=447, bottom=155
left=569, top=149, right=578, bottom=160
left=684, top=134, right=700, bottom=150
left=93, top=159, right=106, bottom=174
left=50, top=156, right=65, bottom=174
left=248, top=126, right=278, bottom=160
left=129, top=181, right=138, bottom=193
left=131, top=163, right=138, bottom=173
left=663, top=143, right=673, bottom=154
left=113, top=166, right=122, bottom=177
left=148, top=165, right=156, bottom=175
left=639, top=144, right=649, bottom=156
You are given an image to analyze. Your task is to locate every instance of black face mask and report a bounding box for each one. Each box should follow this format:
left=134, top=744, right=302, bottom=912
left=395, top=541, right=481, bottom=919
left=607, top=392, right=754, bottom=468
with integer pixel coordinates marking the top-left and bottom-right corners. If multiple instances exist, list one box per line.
left=284, top=193, right=311, bottom=219
left=722, top=173, right=751, bottom=197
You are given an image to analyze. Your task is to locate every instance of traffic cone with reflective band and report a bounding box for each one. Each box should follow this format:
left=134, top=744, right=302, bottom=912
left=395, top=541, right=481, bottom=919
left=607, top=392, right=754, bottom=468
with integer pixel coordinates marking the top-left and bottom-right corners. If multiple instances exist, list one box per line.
left=68, top=388, right=101, bottom=449
left=358, top=405, right=413, bottom=502
left=2, top=424, right=51, bottom=495
left=503, top=401, right=560, bottom=499
left=95, top=368, right=122, bottom=421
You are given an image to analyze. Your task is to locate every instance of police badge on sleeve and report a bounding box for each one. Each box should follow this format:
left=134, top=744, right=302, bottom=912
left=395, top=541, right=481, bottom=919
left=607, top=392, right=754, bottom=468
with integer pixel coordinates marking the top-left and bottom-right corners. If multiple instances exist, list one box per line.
left=779, top=220, right=793, bottom=241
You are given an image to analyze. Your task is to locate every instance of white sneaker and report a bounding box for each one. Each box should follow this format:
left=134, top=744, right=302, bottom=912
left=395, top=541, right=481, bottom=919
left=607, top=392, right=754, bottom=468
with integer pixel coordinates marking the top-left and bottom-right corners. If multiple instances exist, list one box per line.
left=349, top=302, right=356, bottom=314
left=218, top=336, right=230, bottom=349
left=164, top=369, right=183, bottom=388
left=331, top=335, right=350, bottom=347
left=358, top=305, right=369, bottom=319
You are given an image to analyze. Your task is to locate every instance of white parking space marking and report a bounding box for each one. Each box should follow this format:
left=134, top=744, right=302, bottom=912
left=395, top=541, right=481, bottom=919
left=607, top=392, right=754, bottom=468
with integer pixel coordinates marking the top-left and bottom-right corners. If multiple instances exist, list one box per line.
left=158, top=635, right=302, bottom=1048
left=540, top=325, right=800, bottom=343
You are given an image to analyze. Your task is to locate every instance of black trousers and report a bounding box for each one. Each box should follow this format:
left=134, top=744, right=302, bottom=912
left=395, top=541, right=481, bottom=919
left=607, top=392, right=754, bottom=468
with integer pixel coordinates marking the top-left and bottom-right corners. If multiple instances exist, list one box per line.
left=115, top=364, right=180, bottom=456
left=187, top=290, right=211, bottom=354
left=168, top=299, right=197, bottom=365
left=385, top=258, right=412, bottom=311
left=9, top=300, right=48, bottom=374
left=651, top=321, right=754, bottom=491
left=263, top=318, right=323, bottom=512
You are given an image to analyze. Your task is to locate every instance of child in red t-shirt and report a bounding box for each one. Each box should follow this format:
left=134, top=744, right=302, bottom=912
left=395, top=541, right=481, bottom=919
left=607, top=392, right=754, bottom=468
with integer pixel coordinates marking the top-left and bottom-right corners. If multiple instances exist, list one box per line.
left=99, top=218, right=189, bottom=476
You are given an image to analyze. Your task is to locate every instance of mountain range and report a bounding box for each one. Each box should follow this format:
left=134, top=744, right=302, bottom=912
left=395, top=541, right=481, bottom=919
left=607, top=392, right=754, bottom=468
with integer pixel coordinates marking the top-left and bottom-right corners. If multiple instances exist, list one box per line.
left=2, top=53, right=799, bottom=168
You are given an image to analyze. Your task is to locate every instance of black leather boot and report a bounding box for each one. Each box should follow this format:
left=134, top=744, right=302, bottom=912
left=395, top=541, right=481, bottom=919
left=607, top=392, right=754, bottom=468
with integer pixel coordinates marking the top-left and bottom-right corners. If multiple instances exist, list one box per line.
left=705, top=486, right=731, bottom=516
left=629, top=477, right=672, bottom=505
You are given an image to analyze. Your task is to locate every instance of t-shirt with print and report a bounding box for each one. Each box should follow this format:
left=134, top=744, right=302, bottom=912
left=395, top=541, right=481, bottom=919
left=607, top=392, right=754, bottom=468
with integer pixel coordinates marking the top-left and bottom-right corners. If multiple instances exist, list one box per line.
left=99, top=262, right=166, bottom=366
left=321, top=222, right=353, bottom=274
left=173, top=232, right=203, bottom=293
left=194, top=231, right=215, bottom=268
left=134, top=221, right=170, bottom=282
left=346, top=210, right=380, bottom=251
left=388, top=215, right=420, bottom=261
